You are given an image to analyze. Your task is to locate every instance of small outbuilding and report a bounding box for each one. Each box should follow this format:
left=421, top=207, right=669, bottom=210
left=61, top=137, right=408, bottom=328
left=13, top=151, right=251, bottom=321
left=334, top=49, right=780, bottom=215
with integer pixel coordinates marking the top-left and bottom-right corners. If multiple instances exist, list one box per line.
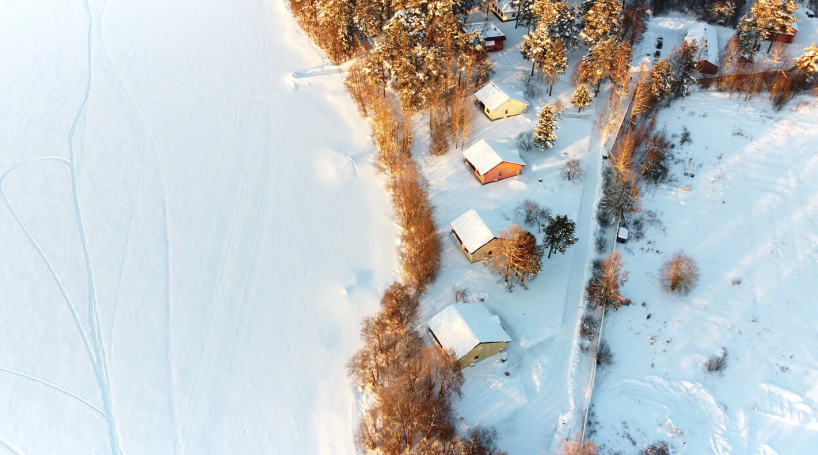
left=490, top=0, right=518, bottom=22
left=464, top=21, right=506, bottom=52
left=616, top=226, right=629, bottom=244
left=770, top=21, right=798, bottom=44
left=450, top=208, right=508, bottom=263
left=685, top=24, right=719, bottom=74
left=427, top=303, right=511, bottom=367
left=474, top=82, right=529, bottom=120
left=463, top=139, right=526, bottom=184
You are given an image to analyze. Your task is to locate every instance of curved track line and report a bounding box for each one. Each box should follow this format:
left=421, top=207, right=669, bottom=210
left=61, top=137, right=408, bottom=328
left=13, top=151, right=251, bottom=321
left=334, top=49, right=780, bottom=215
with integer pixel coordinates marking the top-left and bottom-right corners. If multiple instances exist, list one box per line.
left=69, top=0, right=124, bottom=452
left=0, top=158, right=95, bottom=365
left=0, top=436, right=25, bottom=455
left=0, top=366, right=104, bottom=419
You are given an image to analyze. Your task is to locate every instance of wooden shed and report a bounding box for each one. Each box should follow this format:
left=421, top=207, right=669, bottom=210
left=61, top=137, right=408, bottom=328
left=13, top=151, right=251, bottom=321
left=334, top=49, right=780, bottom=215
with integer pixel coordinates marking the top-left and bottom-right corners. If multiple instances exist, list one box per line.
left=450, top=208, right=508, bottom=263
left=427, top=303, right=511, bottom=367
left=770, top=21, right=798, bottom=44
left=464, top=21, right=506, bottom=52
left=490, top=0, right=518, bottom=22
left=463, top=139, right=526, bottom=184
left=685, top=24, right=719, bottom=75
left=474, top=82, right=529, bottom=120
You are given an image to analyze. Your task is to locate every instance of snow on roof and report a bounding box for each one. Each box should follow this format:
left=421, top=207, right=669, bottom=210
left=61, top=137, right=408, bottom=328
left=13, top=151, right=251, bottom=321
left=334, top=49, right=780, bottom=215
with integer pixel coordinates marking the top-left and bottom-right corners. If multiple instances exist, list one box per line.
left=495, top=0, right=517, bottom=12
left=450, top=208, right=509, bottom=253
left=463, top=139, right=526, bottom=175
left=464, top=21, right=505, bottom=40
left=475, top=82, right=527, bottom=111
left=427, top=303, right=511, bottom=360
left=685, top=24, right=718, bottom=66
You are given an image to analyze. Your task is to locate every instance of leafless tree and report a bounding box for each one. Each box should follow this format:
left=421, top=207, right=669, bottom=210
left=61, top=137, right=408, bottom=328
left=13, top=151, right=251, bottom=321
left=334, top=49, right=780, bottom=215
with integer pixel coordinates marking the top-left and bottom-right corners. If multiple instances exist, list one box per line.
left=561, top=158, right=585, bottom=182
left=560, top=438, right=600, bottom=455
left=489, top=225, right=545, bottom=291
left=660, top=251, right=700, bottom=296
left=585, top=250, right=630, bottom=310
left=461, top=426, right=507, bottom=455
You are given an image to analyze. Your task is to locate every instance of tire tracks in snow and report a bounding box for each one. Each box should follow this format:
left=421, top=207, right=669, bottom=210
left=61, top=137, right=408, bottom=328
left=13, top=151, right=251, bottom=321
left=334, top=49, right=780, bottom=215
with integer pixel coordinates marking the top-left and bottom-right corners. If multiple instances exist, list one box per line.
left=0, top=366, right=105, bottom=419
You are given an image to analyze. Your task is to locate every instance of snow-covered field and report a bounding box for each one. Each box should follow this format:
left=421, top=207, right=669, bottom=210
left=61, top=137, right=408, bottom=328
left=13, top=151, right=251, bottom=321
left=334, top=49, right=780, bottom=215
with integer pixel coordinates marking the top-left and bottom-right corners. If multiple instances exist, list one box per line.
left=0, top=1, right=398, bottom=454
left=591, top=92, right=818, bottom=455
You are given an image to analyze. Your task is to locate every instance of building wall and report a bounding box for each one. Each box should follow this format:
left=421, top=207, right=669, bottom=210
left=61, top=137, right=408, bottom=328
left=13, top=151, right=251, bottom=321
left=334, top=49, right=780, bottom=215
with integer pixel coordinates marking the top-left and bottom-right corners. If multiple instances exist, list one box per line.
left=771, top=31, right=796, bottom=44
left=457, top=341, right=509, bottom=367
left=479, top=161, right=524, bottom=184
left=469, top=237, right=504, bottom=262
left=486, top=99, right=527, bottom=120
left=490, top=3, right=517, bottom=21
left=698, top=60, right=718, bottom=75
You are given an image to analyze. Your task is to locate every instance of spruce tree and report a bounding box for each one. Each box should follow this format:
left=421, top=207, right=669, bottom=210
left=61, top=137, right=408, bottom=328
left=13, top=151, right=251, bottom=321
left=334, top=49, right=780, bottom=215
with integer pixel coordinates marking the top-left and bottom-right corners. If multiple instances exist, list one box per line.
left=572, top=84, right=592, bottom=112
left=533, top=103, right=559, bottom=150
left=737, top=16, right=758, bottom=62
left=676, top=40, right=699, bottom=97
left=649, top=58, right=673, bottom=105
left=550, top=0, right=581, bottom=51
left=748, top=0, right=799, bottom=52
left=544, top=215, right=578, bottom=258
left=515, top=0, right=537, bottom=30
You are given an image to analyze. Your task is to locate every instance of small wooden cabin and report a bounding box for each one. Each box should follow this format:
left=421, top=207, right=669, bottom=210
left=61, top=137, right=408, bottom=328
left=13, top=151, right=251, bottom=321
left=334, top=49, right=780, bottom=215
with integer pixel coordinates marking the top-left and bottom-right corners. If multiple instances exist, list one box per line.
left=685, top=24, right=719, bottom=75
left=450, top=208, right=508, bottom=263
left=427, top=303, right=511, bottom=367
left=490, top=0, right=518, bottom=22
left=463, top=139, right=526, bottom=184
left=474, top=82, right=529, bottom=120
left=770, top=21, right=798, bottom=44
left=464, top=21, right=506, bottom=52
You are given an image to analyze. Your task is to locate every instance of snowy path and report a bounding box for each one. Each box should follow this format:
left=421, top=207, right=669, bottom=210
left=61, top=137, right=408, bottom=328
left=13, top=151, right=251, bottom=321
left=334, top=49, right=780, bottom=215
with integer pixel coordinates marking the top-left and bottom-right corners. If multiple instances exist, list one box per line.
left=0, top=0, right=397, bottom=454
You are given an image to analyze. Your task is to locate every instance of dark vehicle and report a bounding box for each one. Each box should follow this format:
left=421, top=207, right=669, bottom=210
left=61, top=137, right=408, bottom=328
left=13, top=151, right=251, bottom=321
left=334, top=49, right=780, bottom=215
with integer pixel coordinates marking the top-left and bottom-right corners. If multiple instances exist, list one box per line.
left=807, top=8, right=815, bottom=17
left=656, top=36, right=664, bottom=49
left=654, top=50, right=661, bottom=58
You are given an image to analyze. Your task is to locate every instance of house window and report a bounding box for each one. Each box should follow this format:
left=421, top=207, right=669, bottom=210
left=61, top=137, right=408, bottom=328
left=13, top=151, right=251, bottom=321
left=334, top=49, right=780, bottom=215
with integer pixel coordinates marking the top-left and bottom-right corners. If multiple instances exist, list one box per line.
left=474, top=355, right=480, bottom=360
left=498, top=172, right=502, bottom=177
left=488, top=251, right=493, bottom=255
left=505, top=109, right=508, bottom=114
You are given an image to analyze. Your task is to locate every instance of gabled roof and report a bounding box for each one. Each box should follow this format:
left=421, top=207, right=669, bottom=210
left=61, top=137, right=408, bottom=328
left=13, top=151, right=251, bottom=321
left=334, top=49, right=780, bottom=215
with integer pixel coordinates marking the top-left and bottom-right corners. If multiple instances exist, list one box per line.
left=495, top=0, right=517, bottom=12
left=427, top=303, right=511, bottom=360
left=463, top=139, right=526, bottom=175
left=475, top=82, right=527, bottom=111
left=464, top=21, right=506, bottom=40
left=685, top=24, right=718, bottom=66
left=450, top=208, right=508, bottom=253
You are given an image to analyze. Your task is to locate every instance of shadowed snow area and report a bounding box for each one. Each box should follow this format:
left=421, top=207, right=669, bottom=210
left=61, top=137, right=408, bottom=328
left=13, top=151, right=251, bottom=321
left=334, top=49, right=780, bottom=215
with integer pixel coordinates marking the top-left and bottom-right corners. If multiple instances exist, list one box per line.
left=0, top=0, right=397, bottom=454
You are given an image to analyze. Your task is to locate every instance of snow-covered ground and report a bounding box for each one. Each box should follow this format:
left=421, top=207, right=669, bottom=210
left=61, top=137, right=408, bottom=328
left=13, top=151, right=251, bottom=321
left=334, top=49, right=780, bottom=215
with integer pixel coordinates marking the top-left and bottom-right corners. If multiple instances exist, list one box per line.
left=0, top=1, right=398, bottom=454
left=414, top=15, right=610, bottom=455
left=590, top=92, right=818, bottom=455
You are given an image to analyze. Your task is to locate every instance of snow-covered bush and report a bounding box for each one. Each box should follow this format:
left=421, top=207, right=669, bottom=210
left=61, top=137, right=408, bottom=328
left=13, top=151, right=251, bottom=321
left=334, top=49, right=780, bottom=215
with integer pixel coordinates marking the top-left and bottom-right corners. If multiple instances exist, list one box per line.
left=705, top=348, right=728, bottom=373
left=640, top=440, right=671, bottom=455
left=596, top=340, right=614, bottom=367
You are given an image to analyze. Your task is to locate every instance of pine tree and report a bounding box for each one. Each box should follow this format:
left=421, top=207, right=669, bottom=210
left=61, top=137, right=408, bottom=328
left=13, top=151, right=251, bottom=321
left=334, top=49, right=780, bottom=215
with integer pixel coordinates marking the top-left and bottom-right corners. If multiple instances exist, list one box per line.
left=676, top=40, right=699, bottom=97
left=544, top=215, right=578, bottom=258
left=795, top=43, right=818, bottom=79
left=317, top=0, right=358, bottom=63
left=550, top=1, right=581, bottom=51
left=580, top=0, right=622, bottom=47
left=542, top=39, right=568, bottom=95
left=533, top=103, right=559, bottom=150
left=572, top=84, right=592, bottom=112
left=354, top=0, right=389, bottom=40
left=649, top=57, right=673, bottom=105
left=521, top=22, right=553, bottom=76
left=582, top=37, right=618, bottom=94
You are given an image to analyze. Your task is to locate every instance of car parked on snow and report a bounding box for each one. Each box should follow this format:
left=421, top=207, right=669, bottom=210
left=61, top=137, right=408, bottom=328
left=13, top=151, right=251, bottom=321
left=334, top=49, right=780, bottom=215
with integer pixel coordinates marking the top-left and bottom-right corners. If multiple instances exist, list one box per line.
left=656, top=36, right=664, bottom=49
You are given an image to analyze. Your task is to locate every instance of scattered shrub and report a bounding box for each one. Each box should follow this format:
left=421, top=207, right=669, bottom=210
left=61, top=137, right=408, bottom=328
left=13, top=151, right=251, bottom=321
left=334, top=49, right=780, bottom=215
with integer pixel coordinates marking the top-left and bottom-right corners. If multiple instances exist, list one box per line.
left=659, top=250, right=700, bottom=296
left=586, top=251, right=631, bottom=311
left=705, top=348, right=728, bottom=373
left=516, top=129, right=535, bottom=152
left=594, top=230, right=608, bottom=255
left=560, top=438, right=600, bottom=455
left=596, top=340, right=614, bottom=367
left=461, top=426, right=508, bottom=455
left=580, top=314, right=599, bottom=340
left=679, top=126, right=692, bottom=146
left=514, top=199, right=550, bottom=232
left=640, top=440, right=671, bottom=455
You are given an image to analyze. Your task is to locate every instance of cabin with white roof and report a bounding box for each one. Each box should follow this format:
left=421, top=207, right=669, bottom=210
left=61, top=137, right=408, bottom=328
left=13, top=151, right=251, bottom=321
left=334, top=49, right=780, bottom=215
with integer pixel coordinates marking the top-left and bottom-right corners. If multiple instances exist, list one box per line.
left=427, top=303, right=511, bottom=367
left=685, top=24, right=719, bottom=74
left=491, top=0, right=518, bottom=22
left=464, top=21, right=506, bottom=52
left=450, top=208, right=509, bottom=263
left=474, top=82, right=528, bottom=120
left=463, top=139, right=526, bottom=184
